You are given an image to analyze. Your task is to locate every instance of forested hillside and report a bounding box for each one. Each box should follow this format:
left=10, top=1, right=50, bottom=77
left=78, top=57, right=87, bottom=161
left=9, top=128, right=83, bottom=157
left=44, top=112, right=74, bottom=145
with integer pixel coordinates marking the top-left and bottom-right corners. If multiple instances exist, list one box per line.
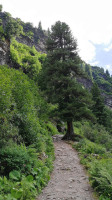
left=0, top=6, right=112, bottom=200
left=81, top=62, right=112, bottom=107
left=0, top=7, right=58, bottom=199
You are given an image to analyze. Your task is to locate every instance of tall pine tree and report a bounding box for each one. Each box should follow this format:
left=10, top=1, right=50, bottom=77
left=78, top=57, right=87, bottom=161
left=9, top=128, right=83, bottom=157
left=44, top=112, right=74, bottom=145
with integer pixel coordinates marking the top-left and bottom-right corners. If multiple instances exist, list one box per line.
left=39, top=21, right=93, bottom=139
left=91, top=83, right=105, bottom=124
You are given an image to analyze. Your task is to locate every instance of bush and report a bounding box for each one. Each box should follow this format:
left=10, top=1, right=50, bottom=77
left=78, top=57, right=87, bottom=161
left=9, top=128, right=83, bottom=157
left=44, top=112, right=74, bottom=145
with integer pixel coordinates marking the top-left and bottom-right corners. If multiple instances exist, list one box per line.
left=0, top=66, right=51, bottom=146
left=4, top=18, right=23, bottom=39
left=0, top=173, right=37, bottom=200
left=10, top=39, right=46, bottom=81
left=0, top=66, right=20, bottom=147
left=75, top=138, right=106, bottom=155
left=0, top=21, right=56, bottom=198
left=44, top=121, right=59, bottom=135
left=78, top=121, right=112, bottom=151
left=0, top=144, right=32, bottom=175
left=89, top=159, right=112, bottom=199
left=73, top=121, right=112, bottom=199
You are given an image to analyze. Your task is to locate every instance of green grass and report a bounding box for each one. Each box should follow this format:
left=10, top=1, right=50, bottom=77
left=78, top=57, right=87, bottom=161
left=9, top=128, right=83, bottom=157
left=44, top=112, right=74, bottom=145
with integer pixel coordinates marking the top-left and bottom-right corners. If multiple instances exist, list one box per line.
left=73, top=121, right=112, bottom=200
left=0, top=65, right=57, bottom=199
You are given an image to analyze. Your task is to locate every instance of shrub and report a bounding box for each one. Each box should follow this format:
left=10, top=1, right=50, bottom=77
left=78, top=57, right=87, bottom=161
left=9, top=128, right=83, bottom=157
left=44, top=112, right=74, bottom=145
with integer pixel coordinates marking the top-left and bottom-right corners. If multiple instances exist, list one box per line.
left=44, top=121, right=59, bottom=135
left=89, top=159, right=112, bottom=199
left=0, top=66, right=20, bottom=147
left=73, top=121, right=112, bottom=199
left=4, top=18, right=23, bottom=39
left=0, top=66, right=51, bottom=146
left=0, top=174, right=37, bottom=200
left=0, top=144, right=32, bottom=175
left=10, top=39, right=46, bottom=81
left=78, top=121, right=112, bottom=151
left=74, top=138, right=106, bottom=155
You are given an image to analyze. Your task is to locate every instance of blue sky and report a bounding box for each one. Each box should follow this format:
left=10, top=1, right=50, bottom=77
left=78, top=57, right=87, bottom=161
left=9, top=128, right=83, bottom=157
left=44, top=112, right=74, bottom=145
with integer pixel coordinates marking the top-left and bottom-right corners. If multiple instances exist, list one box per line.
left=90, top=42, right=112, bottom=74
left=0, top=0, right=112, bottom=74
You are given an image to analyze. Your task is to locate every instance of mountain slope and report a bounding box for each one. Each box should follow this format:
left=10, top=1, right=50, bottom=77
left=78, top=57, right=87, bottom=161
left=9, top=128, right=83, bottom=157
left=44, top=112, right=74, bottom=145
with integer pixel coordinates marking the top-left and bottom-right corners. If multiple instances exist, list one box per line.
left=80, top=62, right=112, bottom=108
left=0, top=11, right=47, bottom=52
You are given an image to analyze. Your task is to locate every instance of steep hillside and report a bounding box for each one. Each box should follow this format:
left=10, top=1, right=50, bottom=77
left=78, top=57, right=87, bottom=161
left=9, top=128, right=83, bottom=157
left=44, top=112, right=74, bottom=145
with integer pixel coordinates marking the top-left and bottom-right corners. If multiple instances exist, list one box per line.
left=0, top=9, right=59, bottom=200
left=0, top=11, right=46, bottom=53
left=91, top=66, right=112, bottom=94
left=0, top=9, right=112, bottom=109
left=81, top=62, right=112, bottom=108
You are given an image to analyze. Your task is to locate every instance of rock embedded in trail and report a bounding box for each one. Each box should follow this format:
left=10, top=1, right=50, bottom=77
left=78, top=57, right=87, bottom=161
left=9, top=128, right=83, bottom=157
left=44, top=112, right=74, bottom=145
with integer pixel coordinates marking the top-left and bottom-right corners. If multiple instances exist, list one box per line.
left=37, top=137, right=96, bottom=200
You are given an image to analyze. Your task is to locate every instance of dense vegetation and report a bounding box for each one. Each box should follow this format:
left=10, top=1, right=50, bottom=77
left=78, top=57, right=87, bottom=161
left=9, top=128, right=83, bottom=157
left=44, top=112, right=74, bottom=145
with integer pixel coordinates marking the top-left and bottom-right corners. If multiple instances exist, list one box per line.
left=0, top=6, right=112, bottom=200
left=81, top=62, right=112, bottom=95
left=10, top=39, right=46, bottom=81
left=0, top=9, right=58, bottom=199
left=38, top=21, right=112, bottom=199
left=73, top=121, right=112, bottom=200
left=0, top=65, right=59, bottom=199
left=39, top=21, right=94, bottom=140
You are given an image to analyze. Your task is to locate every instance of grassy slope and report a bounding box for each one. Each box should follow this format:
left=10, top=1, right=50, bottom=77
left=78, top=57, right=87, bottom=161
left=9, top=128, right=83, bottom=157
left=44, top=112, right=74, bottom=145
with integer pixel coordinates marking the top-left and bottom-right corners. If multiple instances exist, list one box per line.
left=73, top=121, right=112, bottom=200
left=0, top=39, right=59, bottom=200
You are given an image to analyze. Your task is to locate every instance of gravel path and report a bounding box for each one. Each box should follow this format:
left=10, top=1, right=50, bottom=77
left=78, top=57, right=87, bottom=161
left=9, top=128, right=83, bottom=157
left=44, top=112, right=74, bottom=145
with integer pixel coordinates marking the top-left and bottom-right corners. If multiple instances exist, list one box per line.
left=37, top=136, right=96, bottom=200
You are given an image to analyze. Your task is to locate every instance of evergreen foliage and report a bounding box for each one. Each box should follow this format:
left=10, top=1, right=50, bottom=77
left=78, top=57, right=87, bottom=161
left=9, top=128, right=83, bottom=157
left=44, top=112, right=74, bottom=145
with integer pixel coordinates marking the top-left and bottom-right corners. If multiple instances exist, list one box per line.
left=85, top=64, right=92, bottom=79
left=4, top=18, right=23, bottom=40
left=0, top=4, right=2, bottom=12
left=39, top=21, right=94, bottom=139
left=92, top=66, right=112, bottom=94
left=91, top=83, right=105, bottom=124
left=80, top=62, right=112, bottom=95
left=91, top=83, right=112, bottom=132
left=38, top=21, right=42, bottom=31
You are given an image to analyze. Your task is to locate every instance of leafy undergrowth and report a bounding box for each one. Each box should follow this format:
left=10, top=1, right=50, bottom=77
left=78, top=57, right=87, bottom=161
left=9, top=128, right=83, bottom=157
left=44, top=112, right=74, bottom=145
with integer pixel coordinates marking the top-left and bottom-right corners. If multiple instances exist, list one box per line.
left=10, top=39, right=46, bottom=81
left=0, top=65, right=58, bottom=199
left=0, top=158, right=53, bottom=200
left=73, top=121, right=112, bottom=200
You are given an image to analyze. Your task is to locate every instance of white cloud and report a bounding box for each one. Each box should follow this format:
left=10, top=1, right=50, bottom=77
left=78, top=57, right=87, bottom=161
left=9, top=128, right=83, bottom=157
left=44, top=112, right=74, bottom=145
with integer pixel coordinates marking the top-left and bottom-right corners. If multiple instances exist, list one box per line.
left=78, top=39, right=96, bottom=63
left=104, top=43, right=112, bottom=52
left=105, top=65, right=111, bottom=69
left=104, top=65, right=112, bottom=75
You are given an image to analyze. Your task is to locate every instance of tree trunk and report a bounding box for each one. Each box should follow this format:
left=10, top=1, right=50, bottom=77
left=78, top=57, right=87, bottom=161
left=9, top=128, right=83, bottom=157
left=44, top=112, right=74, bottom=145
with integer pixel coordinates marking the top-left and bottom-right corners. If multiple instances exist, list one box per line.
left=62, top=121, right=75, bottom=140
left=57, top=120, right=62, bottom=133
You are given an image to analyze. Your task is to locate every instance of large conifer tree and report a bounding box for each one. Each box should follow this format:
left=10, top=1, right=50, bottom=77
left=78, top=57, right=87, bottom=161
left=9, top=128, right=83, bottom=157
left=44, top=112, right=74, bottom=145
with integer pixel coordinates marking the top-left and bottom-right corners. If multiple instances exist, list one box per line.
left=39, top=21, right=93, bottom=139
left=91, top=83, right=105, bottom=124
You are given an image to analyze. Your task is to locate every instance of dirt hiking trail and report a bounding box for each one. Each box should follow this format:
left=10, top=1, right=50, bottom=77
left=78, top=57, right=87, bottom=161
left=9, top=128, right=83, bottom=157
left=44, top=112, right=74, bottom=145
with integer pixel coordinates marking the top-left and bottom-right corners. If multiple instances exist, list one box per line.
left=37, top=135, right=96, bottom=200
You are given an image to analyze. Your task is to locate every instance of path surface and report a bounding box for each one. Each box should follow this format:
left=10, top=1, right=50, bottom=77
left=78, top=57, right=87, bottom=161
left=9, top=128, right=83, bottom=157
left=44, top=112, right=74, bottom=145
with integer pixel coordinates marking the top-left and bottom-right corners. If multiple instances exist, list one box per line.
left=37, top=135, right=96, bottom=200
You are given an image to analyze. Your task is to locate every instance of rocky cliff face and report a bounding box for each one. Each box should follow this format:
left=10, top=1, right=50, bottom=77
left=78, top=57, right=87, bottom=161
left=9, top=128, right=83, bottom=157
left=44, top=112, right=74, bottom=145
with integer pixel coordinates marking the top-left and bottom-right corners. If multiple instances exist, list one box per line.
left=103, top=93, right=112, bottom=109
left=0, top=39, right=10, bottom=65
left=77, top=76, right=112, bottom=109
left=16, top=33, right=46, bottom=53
left=18, top=20, right=47, bottom=53
left=0, top=11, right=47, bottom=53
left=76, top=76, right=92, bottom=90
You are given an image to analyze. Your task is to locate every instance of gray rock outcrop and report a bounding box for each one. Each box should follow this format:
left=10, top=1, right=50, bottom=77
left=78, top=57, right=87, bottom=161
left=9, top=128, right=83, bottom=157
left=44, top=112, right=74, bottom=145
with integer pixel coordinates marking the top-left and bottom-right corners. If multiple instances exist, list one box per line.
left=0, top=39, right=10, bottom=65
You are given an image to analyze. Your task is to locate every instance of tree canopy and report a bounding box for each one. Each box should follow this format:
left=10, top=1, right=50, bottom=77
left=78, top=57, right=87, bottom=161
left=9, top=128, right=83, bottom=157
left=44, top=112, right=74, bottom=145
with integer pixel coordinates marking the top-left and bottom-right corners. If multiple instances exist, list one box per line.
left=0, top=4, right=2, bottom=12
left=4, top=18, right=23, bottom=40
left=39, top=21, right=93, bottom=139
